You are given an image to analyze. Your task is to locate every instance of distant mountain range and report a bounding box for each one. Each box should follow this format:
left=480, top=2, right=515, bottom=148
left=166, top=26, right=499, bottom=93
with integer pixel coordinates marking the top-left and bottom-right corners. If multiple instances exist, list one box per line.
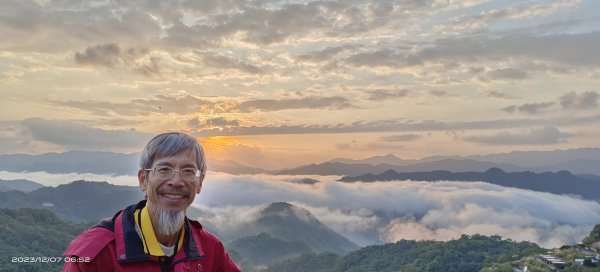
left=457, top=148, right=600, bottom=169
left=278, top=148, right=600, bottom=176
left=0, top=151, right=270, bottom=175
left=208, top=159, right=271, bottom=175
left=340, top=168, right=600, bottom=201
left=276, top=159, right=527, bottom=176
left=330, top=148, right=600, bottom=175
left=0, top=179, right=44, bottom=192
left=1, top=147, right=599, bottom=176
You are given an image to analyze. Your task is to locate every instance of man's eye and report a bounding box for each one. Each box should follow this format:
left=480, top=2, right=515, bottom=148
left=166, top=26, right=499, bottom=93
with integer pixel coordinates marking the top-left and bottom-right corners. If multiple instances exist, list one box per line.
left=182, top=169, right=197, bottom=175
left=156, top=167, right=172, bottom=173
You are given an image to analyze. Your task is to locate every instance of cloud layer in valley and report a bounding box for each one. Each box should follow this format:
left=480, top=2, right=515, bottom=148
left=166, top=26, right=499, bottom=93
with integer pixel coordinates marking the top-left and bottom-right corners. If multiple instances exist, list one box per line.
left=196, top=173, right=600, bottom=248
left=5, top=170, right=597, bottom=249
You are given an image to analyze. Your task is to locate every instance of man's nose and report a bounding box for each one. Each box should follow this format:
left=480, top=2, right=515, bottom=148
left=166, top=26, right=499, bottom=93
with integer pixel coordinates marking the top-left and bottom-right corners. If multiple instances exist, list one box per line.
left=166, top=171, right=186, bottom=186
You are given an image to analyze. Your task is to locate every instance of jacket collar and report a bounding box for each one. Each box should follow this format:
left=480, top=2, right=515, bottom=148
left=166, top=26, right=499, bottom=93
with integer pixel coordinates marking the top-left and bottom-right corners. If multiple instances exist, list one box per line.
left=134, top=206, right=185, bottom=256
left=114, top=200, right=205, bottom=264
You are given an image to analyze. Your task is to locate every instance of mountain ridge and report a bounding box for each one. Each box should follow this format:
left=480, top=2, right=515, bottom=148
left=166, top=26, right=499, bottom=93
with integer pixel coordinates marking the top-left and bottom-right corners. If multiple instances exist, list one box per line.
left=0, top=179, right=44, bottom=192
left=340, top=167, right=600, bottom=201
left=221, top=202, right=359, bottom=255
left=2, top=147, right=600, bottom=175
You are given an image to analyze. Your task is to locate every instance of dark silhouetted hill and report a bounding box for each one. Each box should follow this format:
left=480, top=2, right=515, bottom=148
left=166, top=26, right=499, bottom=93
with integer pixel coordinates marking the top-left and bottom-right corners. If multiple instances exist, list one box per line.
left=0, top=180, right=144, bottom=222
left=340, top=168, right=600, bottom=200
left=246, top=202, right=358, bottom=255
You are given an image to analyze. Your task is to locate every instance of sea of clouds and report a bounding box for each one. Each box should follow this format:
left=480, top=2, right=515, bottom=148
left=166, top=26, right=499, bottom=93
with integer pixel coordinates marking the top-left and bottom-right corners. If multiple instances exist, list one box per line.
left=2, top=170, right=599, bottom=248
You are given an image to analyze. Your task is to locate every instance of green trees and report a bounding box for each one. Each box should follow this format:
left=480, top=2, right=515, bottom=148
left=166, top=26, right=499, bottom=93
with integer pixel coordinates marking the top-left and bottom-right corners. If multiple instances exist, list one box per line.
left=264, top=253, right=339, bottom=272
left=583, top=224, right=600, bottom=245
left=0, top=208, right=88, bottom=272
left=228, top=232, right=313, bottom=269
left=480, top=263, right=514, bottom=272
left=264, top=234, right=544, bottom=272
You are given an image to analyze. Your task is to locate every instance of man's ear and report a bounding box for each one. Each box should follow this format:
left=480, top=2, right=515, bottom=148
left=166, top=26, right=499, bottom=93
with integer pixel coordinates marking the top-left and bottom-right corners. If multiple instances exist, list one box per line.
left=138, top=169, right=147, bottom=192
left=196, top=173, right=205, bottom=194
left=196, top=182, right=202, bottom=194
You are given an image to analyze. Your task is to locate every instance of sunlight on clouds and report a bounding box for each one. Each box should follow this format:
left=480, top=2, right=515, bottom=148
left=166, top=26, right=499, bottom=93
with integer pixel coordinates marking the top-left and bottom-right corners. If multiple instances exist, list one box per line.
left=200, top=136, right=242, bottom=157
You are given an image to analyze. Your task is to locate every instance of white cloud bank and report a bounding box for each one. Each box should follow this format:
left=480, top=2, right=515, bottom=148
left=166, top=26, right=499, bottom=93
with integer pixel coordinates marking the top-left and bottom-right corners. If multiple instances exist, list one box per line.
left=1, top=171, right=598, bottom=249
left=197, top=173, right=600, bottom=248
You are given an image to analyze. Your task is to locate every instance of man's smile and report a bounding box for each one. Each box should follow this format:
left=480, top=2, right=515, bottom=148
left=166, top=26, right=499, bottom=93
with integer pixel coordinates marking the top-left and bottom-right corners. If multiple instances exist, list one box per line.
left=158, top=188, right=190, bottom=200
left=161, top=193, right=186, bottom=199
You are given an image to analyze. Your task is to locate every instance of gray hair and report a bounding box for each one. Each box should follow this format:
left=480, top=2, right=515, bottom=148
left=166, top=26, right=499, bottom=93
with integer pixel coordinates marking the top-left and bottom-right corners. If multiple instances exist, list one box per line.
left=139, top=132, right=207, bottom=182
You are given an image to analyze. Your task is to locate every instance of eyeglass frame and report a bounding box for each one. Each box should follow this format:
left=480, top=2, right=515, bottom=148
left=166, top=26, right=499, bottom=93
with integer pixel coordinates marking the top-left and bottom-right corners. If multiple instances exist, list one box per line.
left=144, top=166, right=203, bottom=182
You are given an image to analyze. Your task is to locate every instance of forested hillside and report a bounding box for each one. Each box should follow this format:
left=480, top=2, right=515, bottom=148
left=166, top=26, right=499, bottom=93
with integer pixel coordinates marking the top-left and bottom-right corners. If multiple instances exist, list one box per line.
left=0, top=208, right=89, bottom=272
left=0, top=180, right=144, bottom=222
left=264, top=234, right=545, bottom=272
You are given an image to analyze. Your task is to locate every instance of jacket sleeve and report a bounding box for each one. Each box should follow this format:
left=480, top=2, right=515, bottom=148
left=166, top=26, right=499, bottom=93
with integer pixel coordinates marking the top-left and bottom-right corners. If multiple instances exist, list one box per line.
left=225, top=255, right=241, bottom=272
left=218, top=245, right=241, bottom=272
left=62, top=247, right=115, bottom=272
left=205, top=230, right=240, bottom=272
left=193, top=222, right=241, bottom=272
left=62, top=261, right=86, bottom=272
left=63, top=227, right=115, bottom=272
left=62, top=261, right=80, bottom=272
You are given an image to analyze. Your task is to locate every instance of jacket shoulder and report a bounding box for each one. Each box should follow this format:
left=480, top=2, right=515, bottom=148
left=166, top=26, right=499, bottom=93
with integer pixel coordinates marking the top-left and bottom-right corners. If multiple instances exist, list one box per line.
left=188, top=219, right=242, bottom=272
left=64, top=227, right=115, bottom=259
left=189, top=220, right=222, bottom=243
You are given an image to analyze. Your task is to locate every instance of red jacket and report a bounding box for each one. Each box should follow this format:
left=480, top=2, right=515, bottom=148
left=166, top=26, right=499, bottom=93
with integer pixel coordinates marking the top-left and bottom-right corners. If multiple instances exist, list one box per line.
left=63, top=201, right=240, bottom=272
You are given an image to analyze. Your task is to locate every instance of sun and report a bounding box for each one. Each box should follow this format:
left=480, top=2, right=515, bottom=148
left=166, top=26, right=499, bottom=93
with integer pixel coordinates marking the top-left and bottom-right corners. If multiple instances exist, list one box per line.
left=198, top=136, right=238, bottom=158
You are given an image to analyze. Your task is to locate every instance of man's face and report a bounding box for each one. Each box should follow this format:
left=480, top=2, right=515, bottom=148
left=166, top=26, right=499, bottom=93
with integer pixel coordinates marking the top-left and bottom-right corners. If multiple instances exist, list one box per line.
left=138, top=149, right=202, bottom=213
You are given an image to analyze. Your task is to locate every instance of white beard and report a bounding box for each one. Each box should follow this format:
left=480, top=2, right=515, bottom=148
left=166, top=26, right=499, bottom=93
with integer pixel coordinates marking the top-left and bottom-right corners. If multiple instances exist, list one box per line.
left=152, top=208, right=185, bottom=236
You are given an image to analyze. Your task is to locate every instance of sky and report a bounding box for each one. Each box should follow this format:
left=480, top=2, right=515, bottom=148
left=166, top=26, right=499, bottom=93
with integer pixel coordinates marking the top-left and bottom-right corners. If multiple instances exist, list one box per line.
left=1, top=0, right=600, bottom=169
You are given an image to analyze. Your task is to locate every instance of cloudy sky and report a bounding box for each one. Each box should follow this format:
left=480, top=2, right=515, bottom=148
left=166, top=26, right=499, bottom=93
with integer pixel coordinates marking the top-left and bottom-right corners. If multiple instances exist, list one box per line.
left=1, top=0, right=600, bottom=169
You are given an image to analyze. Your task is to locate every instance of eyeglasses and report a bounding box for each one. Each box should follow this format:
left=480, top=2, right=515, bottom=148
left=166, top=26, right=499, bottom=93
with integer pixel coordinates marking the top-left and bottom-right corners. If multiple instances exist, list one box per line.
left=145, top=166, right=202, bottom=182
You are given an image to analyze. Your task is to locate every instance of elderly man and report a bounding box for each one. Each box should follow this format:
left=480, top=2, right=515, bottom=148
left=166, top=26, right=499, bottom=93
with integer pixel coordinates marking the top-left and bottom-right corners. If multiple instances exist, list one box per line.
left=64, top=132, right=240, bottom=272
